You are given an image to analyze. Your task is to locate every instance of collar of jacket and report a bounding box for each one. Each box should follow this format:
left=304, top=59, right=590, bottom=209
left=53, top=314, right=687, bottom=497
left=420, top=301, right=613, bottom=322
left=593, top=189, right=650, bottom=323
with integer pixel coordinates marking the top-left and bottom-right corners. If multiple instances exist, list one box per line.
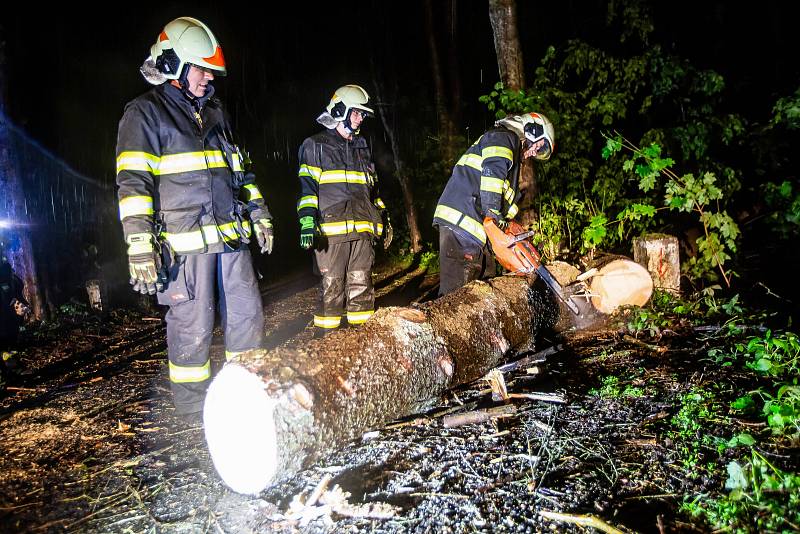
left=323, top=127, right=368, bottom=149
left=161, top=82, right=220, bottom=113
left=160, top=82, right=223, bottom=132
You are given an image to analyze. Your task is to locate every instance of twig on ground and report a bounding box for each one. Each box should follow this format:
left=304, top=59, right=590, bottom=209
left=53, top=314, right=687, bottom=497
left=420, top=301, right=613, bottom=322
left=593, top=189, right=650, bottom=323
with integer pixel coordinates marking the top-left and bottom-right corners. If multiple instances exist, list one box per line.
left=539, top=510, right=627, bottom=534
left=496, top=344, right=564, bottom=373
left=508, top=392, right=566, bottom=404
left=622, top=335, right=667, bottom=353
left=442, top=405, right=516, bottom=428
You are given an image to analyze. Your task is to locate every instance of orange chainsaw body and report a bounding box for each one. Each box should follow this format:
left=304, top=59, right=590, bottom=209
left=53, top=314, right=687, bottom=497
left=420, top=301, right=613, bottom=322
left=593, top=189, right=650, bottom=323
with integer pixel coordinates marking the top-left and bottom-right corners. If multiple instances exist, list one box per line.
left=483, top=219, right=541, bottom=275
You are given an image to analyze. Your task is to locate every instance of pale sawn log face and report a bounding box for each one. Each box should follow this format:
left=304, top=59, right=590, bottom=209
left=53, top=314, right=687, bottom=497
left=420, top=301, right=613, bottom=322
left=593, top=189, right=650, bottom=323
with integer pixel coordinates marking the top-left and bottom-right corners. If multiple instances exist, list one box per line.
left=208, top=274, right=564, bottom=490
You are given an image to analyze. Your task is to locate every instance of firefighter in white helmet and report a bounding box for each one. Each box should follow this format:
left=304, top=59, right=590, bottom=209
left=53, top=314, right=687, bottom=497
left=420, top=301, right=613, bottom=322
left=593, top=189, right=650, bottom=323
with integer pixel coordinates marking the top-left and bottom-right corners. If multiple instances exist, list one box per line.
left=296, top=85, right=391, bottom=336
left=116, top=17, right=273, bottom=417
left=433, top=112, right=555, bottom=295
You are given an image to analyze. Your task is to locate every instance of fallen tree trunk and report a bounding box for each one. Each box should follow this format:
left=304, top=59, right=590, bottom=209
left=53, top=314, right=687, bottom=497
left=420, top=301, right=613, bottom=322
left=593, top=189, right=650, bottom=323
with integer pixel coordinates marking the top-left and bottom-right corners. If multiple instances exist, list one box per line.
left=204, top=259, right=650, bottom=494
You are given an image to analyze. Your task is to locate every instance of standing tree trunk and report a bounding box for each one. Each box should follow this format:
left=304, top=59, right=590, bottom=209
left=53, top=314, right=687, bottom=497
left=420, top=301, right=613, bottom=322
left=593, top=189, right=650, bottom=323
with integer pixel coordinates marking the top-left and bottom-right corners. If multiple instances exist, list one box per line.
left=0, top=30, right=45, bottom=320
left=424, top=0, right=459, bottom=165
left=371, top=71, right=423, bottom=254
left=487, top=0, right=538, bottom=223
left=488, top=0, right=525, bottom=91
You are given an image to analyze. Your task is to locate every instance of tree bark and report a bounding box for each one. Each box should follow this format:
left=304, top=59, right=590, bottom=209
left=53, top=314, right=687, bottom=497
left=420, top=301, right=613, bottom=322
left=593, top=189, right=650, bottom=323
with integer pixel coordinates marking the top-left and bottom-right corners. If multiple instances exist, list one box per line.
left=0, top=33, right=46, bottom=320
left=487, top=0, right=526, bottom=91
left=424, top=0, right=459, bottom=165
left=371, top=76, right=423, bottom=254
left=203, top=257, right=652, bottom=494
left=487, top=0, right=538, bottom=223
left=633, top=233, right=681, bottom=295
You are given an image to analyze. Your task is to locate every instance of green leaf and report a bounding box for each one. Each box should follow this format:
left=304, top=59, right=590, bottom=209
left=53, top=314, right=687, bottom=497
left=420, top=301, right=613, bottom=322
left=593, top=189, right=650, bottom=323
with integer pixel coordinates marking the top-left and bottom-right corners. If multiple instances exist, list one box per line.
left=731, top=395, right=755, bottom=411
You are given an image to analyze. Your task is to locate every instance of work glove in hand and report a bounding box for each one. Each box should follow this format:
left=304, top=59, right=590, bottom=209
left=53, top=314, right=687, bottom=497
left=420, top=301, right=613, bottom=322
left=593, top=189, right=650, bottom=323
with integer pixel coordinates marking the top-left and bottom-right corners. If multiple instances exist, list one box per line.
left=254, top=219, right=274, bottom=254
left=486, top=210, right=509, bottom=231
left=299, top=216, right=315, bottom=250
left=126, top=233, right=163, bottom=295
left=382, top=214, right=393, bottom=250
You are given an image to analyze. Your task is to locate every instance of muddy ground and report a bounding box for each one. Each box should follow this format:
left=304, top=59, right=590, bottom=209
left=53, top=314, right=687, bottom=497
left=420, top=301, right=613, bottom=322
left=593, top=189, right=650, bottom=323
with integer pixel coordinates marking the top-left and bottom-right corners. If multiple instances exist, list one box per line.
left=0, top=261, right=794, bottom=533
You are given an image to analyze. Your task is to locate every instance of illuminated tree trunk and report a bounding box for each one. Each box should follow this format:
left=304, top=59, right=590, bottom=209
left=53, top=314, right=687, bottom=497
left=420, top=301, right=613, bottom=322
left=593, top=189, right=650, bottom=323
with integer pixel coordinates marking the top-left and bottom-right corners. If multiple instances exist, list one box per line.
left=0, top=33, right=45, bottom=320
left=487, top=0, right=538, bottom=221
left=488, top=0, right=525, bottom=91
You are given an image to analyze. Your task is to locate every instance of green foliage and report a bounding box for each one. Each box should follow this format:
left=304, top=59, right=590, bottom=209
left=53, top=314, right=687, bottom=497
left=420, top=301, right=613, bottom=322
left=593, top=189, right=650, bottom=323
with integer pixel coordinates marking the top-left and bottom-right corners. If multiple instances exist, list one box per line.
left=762, top=180, right=800, bottom=239
left=669, top=387, right=722, bottom=475
left=589, top=375, right=645, bottom=399
left=770, top=86, right=800, bottom=130
left=603, top=135, right=740, bottom=285
left=682, top=450, right=800, bottom=533
left=419, top=249, right=440, bottom=274
left=477, top=3, right=749, bottom=286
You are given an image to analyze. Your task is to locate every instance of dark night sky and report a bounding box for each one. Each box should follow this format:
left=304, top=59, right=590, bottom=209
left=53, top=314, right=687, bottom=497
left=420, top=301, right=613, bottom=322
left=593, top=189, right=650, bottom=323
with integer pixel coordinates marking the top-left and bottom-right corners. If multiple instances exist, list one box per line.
left=1, top=1, right=796, bottom=275
left=3, top=2, right=794, bottom=176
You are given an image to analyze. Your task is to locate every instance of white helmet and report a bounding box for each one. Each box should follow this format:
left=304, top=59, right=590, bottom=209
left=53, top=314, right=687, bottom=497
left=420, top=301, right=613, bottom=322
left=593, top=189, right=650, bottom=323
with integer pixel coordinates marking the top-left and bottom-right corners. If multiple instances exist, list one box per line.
left=326, top=85, right=374, bottom=132
left=150, top=17, right=226, bottom=80
left=497, top=112, right=556, bottom=161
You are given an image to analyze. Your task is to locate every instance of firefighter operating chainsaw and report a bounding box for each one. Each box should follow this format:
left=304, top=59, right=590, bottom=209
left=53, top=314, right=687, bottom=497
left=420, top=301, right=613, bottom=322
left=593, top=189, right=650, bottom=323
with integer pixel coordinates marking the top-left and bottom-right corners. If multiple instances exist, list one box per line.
left=483, top=218, right=580, bottom=315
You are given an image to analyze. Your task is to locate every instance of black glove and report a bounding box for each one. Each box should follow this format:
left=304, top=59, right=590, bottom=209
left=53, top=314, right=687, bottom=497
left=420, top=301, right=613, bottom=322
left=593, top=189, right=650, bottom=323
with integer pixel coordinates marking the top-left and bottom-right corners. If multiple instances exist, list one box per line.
left=126, top=233, right=164, bottom=295
left=254, top=219, right=274, bottom=254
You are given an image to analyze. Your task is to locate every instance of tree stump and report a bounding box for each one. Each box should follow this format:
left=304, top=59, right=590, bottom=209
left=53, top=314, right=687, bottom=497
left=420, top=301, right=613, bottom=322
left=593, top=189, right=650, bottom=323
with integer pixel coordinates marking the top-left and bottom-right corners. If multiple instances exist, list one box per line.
left=633, top=233, right=681, bottom=295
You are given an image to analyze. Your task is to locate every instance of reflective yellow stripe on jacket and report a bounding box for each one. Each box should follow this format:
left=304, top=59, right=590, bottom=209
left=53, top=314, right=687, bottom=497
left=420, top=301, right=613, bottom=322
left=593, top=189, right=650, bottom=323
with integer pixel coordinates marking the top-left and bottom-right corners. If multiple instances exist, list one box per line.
left=299, top=164, right=322, bottom=182
left=116, top=150, right=240, bottom=176
left=434, top=204, right=486, bottom=244
left=456, top=144, right=514, bottom=172
left=243, top=184, right=263, bottom=201
left=318, top=170, right=368, bottom=185
left=297, top=195, right=319, bottom=211
left=161, top=220, right=252, bottom=253
left=319, top=220, right=383, bottom=237
left=118, top=195, right=154, bottom=220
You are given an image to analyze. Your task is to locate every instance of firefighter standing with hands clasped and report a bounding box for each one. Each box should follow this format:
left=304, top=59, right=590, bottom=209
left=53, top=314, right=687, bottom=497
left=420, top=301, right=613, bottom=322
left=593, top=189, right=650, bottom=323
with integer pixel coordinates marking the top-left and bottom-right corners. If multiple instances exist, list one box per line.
left=115, top=17, right=273, bottom=416
left=433, top=112, right=555, bottom=296
left=296, top=85, right=392, bottom=337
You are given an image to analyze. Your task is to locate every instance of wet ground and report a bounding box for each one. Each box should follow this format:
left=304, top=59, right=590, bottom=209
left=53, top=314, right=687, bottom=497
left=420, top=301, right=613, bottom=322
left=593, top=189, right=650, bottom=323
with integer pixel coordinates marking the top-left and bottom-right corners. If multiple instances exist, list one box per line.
left=0, top=261, right=794, bottom=533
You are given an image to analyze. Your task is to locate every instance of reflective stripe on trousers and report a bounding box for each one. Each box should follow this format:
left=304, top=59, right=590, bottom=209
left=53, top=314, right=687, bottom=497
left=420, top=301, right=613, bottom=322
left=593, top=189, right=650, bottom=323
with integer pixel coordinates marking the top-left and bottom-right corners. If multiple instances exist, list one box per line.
left=313, top=239, right=375, bottom=330
left=158, top=249, right=264, bottom=413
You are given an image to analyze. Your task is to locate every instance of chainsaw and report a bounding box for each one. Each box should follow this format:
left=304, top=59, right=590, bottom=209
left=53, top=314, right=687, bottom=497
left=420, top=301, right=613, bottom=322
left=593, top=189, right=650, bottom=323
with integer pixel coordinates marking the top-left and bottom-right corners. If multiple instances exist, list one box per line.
left=483, top=218, right=579, bottom=315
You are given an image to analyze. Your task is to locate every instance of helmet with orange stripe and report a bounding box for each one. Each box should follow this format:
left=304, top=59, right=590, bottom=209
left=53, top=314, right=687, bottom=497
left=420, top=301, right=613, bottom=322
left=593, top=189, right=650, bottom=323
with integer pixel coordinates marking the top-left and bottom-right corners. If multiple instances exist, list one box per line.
left=150, top=17, right=226, bottom=81
left=496, top=112, right=556, bottom=161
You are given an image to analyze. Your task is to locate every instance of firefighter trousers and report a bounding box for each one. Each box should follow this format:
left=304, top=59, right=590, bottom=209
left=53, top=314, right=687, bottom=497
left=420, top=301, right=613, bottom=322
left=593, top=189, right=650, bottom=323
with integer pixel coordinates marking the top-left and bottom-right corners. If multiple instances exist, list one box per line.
left=438, top=225, right=495, bottom=296
left=157, top=249, right=263, bottom=414
left=312, top=238, right=375, bottom=332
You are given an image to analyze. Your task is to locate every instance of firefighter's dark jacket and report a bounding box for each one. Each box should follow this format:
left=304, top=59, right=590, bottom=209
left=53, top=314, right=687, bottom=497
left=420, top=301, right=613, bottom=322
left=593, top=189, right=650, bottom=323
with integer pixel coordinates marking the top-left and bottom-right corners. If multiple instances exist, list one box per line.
left=296, top=129, right=385, bottom=244
left=433, top=126, right=521, bottom=246
left=116, top=82, right=271, bottom=255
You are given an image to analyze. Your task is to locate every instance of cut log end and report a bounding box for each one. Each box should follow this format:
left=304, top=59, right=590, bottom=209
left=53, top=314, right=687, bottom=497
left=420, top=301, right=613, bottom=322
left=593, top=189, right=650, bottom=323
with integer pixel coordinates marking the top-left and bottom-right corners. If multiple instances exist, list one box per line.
left=204, top=363, right=279, bottom=495
left=588, top=259, right=653, bottom=314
